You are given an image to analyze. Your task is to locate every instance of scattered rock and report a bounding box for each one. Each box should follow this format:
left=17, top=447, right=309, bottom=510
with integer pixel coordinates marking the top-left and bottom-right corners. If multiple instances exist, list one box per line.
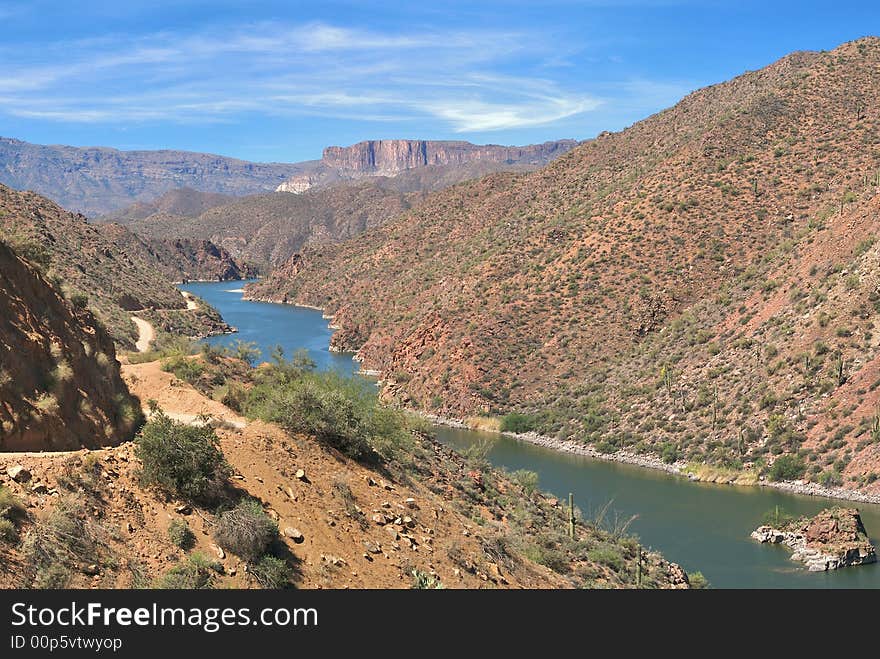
left=6, top=465, right=30, bottom=482
left=174, top=504, right=192, bottom=515
left=82, top=564, right=99, bottom=576
left=212, top=544, right=225, bottom=560
left=385, top=526, right=400, bottom=541
left=321, top=554, right=346, bottom=567
left=295, top=469, right=307, bottom=481
left=30, top=482, right=48, bottom=494
left=363, top=541, right=382, bottom=554
left=404, top=498, right=419, bottom=510
left=371, top=513, right=387, bottom=526
left=283, top=527, right=305, bottom=543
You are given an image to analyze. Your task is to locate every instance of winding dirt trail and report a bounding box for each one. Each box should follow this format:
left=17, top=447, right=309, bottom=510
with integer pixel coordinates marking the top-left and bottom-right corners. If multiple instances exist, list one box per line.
left=131, top=316, right=155, bottom=352
left=181, top=290, right=198, bottom=310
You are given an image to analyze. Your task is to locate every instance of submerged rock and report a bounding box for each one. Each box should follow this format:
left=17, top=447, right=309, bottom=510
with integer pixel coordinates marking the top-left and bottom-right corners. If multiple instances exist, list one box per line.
left=752, top=507, right=876, bottom=571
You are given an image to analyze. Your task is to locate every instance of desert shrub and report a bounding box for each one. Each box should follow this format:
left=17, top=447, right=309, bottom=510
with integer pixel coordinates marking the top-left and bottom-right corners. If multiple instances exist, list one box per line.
left=34, top=564, right=72, bottom=589
left=768, top=454, right=806, bottom=481
left=587, top=545, right=624, bottom=572
left=167, top=519, right=196, bottom=550
left=245, top=364, right=411, bottom=462
left=128, top=334, right=196, bottom=364
left=688, top=571, right=710, bottom=589
left=68, top=292, right=89, bottom=309
left=500, top=413, right=538, bottom=434
left=510, top=469, right=539, bottom=493
left=213, top=499, right=278, bottom=561
left=0, top=518, right=17, bottom=543
left=660, top=441, right=679, bottom=464
left=22, top=499, right=107, bottom=583
left=524, top=540, right=571, bottom=574
left=135, top=411, right=230, bottom=501
left=762, top=505, right=797, bottom=526
left=157, top=553, right=221, bottom=589
left=411, top=569, right=445, bottom=589
left=160, top=354, right=205, bottom=383
left=0, top=486, right=25, bottom=521
left=233, top=340, right=261, bottom=366
left=249, top=555, right=294, bottom=589
left=818, top=469, right=843, bottom=486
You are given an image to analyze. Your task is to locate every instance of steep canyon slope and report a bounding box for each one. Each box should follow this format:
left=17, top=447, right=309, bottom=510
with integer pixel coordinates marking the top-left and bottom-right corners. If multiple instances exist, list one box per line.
left=0, top=184, right=233, bottom=347
left=0, top=241, right=140, bottom=451
left=247, top=38, right=880, bottom=494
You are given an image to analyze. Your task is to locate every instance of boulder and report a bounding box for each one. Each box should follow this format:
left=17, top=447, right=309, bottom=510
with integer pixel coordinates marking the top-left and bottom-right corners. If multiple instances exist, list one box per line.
left=6, top=465, right=30, bottom=482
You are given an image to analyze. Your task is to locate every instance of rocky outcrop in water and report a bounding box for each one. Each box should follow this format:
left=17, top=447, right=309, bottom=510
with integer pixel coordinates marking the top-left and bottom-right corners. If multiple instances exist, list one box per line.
left=752, top=507, right=877, bottom=571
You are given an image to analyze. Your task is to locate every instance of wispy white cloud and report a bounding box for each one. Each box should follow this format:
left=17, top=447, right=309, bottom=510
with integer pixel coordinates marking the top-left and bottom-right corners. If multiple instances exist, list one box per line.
left=0, top=20, right=665, bottom=134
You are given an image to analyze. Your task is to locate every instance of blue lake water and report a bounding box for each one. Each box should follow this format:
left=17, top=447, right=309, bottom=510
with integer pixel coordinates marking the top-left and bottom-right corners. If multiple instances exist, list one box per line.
left=183, top=280, right=880, bottom=588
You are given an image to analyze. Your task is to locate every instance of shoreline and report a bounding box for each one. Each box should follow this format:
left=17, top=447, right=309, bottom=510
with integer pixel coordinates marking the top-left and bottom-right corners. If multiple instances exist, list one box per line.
left=422, top=413, right=880, bottom=507
left=220, top=289, right=880, bottom=508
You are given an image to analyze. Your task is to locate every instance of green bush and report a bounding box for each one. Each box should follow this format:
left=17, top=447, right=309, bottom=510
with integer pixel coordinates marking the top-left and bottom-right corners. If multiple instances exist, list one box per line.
left=245, top=365, right=411, bottom=462
left=157, top=554, right=221, bottom=589
left=688, top=571, right=710, bottom=589
left=0, top=518, right=17, bottom=544
left=500, top=413, right=538, bottom=434
left=233, top=340, right=261, bottom=366
left=135, top=411, right=231, bottom=501
left=0, top=486, right=25, bottom=536
left=510, top=469, right=539, bottom=493
left=587, top=545, right=624, bottom=572
left=818, top=469, right=843, bottom=487
left=249, top=555, right=294, bottom=589
left=213, top=499, right=278, bottom=561
left=161, top=354, right=205, bottom=383
left=34, top=564, right=72, bottom=589
left=411, top=569, right=445, bottom=589
left=660, top=441, right=679, bottom=464
left=768, top=454, right=806, bottom=482
left=167, top=519, right=196, bottom=550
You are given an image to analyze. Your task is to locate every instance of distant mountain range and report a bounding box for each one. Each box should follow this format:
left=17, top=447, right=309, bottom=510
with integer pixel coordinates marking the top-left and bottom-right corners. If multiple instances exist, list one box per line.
left=0, top=136, right=577, bottom=216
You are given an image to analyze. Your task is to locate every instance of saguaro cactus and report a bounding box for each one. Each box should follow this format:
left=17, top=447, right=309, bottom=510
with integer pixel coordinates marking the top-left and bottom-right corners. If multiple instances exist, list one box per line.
left=568, top=492, right=575, bottom=540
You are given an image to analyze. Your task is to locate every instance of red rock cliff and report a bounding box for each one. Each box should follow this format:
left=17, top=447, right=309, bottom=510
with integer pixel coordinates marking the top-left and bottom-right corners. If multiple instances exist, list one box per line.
left=321, top=139, right=577, bottom=176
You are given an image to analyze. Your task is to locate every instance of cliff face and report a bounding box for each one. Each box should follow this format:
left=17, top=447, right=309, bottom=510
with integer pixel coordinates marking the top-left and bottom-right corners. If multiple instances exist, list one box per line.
left=321, top=139, right=577, bottom=176
left=99, top=224, right=258, bottom=282
left=0, top=242, right=141, bottom=451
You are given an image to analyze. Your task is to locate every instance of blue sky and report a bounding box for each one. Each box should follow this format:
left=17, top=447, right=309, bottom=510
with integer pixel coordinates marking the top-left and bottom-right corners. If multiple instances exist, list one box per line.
left=0, top=1, right=876, bottom=162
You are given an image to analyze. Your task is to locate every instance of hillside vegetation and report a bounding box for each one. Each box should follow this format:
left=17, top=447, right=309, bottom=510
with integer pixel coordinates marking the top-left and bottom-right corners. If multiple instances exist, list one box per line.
left=0, top=353, right=689, bottom=589
left=0, top=184, right=232, bottom=347
left=247, top=38, right=880, bottom=494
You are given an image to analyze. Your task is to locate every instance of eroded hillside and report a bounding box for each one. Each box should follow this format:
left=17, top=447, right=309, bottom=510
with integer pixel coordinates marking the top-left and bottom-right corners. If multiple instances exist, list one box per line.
left=0, top=184, right=232, bottom=347
left=0, top=241, right=141, bottom=451
left=246, top=38, right=880, bottom=494
left=0, top=354, right=688, bottom=589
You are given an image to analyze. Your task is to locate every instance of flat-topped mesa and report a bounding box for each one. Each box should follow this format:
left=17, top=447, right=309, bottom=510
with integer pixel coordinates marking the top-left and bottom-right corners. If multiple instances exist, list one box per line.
left=320, top=139, right=578, bottom=177
left=752, top=507, right=877, bottom=571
